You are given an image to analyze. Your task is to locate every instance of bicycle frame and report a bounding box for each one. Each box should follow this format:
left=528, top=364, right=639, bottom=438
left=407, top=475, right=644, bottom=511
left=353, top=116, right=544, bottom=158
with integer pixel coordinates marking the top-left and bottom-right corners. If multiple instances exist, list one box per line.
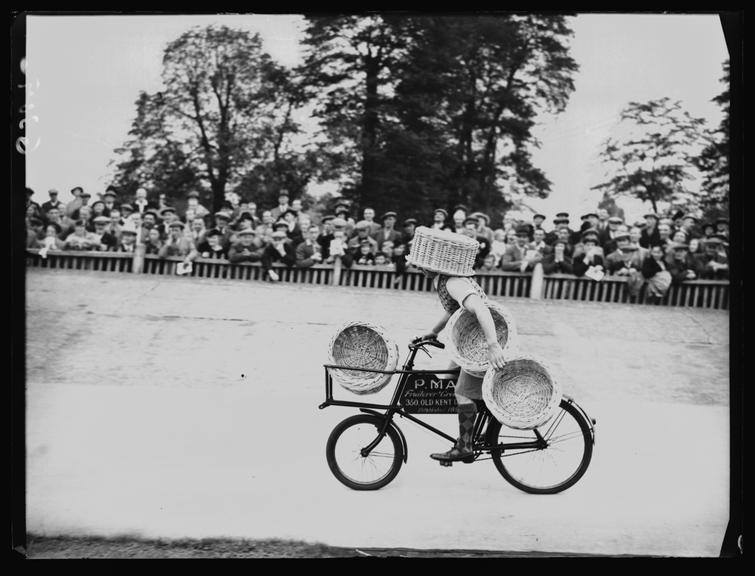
left=319, top=343, right=547, bottom=459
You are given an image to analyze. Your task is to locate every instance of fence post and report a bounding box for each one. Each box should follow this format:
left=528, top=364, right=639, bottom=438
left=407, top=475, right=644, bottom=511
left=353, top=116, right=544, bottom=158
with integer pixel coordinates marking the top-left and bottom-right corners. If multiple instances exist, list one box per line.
left=529, top=263, right=544, bottom=299
left=331, top=255, right=342, bottom=286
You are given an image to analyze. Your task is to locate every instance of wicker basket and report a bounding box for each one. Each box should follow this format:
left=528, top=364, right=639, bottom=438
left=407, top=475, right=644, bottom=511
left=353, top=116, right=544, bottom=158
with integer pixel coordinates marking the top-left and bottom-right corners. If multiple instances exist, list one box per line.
left=446, top=300, right=518, bottom=377
left=406, top=226, right=478, bottom=277
left=482, top=356, right=562, bottom=430
left=327, top=321, right=399, bottom=395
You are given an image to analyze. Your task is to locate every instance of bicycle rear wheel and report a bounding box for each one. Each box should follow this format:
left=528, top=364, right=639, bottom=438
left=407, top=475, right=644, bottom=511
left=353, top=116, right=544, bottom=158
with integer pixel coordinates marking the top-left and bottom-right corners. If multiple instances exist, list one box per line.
left=326, top=414, right=404, bottom=490
left=487, top=399, right=593, bottom=494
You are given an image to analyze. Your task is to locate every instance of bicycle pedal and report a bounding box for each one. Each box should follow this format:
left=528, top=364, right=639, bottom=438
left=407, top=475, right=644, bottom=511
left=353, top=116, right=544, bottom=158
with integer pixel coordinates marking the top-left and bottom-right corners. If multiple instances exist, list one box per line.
left=439, top=460, right=453, bottom=467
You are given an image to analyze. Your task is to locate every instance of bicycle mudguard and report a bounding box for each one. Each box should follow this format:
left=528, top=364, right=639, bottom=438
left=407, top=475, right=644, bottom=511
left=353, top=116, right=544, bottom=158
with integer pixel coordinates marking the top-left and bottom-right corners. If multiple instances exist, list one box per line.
left=359, top=408, right=409, bottom=463
left=562, top=395, right=596, bottom=445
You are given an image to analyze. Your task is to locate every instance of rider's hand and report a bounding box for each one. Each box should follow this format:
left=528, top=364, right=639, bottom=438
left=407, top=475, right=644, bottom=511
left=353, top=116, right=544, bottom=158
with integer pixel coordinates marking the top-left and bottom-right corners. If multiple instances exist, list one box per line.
left=486, top=341, right=506, bottom=371
left=413, top=332, right=438, bottom=344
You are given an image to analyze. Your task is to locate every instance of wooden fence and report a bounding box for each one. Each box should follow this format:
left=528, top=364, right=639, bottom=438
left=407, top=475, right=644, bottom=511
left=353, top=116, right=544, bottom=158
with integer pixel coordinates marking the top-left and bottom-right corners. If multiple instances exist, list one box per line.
left=26, top=249, right=729, bottom=310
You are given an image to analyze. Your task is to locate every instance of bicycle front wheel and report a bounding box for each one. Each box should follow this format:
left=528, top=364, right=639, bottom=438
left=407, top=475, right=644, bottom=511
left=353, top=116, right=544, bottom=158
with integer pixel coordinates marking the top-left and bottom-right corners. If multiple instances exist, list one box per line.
left=326, top=414, right=404, bottom=490
left=487, top=399, right=593, bottom=494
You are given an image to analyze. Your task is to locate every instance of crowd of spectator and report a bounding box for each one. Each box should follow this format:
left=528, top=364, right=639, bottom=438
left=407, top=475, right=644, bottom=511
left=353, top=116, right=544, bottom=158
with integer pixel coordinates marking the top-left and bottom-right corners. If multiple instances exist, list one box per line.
left=25, top=186, right=730, bottom=297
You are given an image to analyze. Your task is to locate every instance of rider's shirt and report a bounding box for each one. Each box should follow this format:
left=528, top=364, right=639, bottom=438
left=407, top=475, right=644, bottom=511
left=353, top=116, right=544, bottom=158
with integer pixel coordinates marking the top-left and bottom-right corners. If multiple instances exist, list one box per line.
left=435, top=274, right=486, bottom=314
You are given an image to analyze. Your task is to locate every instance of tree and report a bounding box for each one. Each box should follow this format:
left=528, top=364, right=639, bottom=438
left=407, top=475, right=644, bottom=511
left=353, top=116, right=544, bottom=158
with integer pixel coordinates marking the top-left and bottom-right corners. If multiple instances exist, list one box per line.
left=299, top=15, right=410, bottom=209
left=695, top=60, right=729, bottom=217
left=299, top=15, right=578, bottom=224
left=594, top=97, right=709, bottom=214
left=111, top=25, right=304, bottom=212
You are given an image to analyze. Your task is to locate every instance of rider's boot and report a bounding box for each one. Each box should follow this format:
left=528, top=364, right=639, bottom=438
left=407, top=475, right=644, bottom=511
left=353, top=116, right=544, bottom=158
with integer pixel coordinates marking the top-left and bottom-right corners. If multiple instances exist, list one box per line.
left=430, top=402, right=476, bottom=463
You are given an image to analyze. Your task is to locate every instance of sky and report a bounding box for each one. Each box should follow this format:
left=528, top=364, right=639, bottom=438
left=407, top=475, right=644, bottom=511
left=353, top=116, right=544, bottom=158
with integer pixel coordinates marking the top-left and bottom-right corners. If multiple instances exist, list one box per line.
left=24, top=13, right=729, bottom=223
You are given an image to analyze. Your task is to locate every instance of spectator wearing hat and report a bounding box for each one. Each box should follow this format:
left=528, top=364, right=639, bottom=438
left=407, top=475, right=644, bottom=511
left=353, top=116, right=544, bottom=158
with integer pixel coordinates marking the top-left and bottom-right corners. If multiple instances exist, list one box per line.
left=70, top=190, right=93, bottom=221
left=270, top=190, right=292, bottom=222
left=64, top=220, right=99, bottom=251
left=91, top=199, right=108, bottom=220
left=431, top=208, right=450, bottom=232
left=324, top=217, right=354, bottom=268
left=75, top=205, right=95, bottom=232
left=261, top=230, right=296, bottom=281
left=640, top=213, right=661, bottom=248
left=64, top=186, right=84, bottom=218
left=333, top=203, right=356, bottom=236
left=120, top=203, right=135, bottom=222
left=500, top=225, right=540, bottom=272
left=227, top=229, right=264, bottom=264
left=605, top=232, right=643, bottom=275
left=158, top=221, right=198, bottom=263
left=572, top=231, right=604, bottom=278
left=92, top=215, right=118, bottom=251
left=694, top=236, right=729, bottom=280
left=701, top=221, right=715, bottom=240
left=132, top=187, right=155, bottom=216
left=531, top=213, right=546, bottom=233
left=401, top=218, right=418, bottom=246
left=599, top=215, right=624, bottom=251
left=295, top=225, right=325, bottom=268
left=642, top=245, right=673, bottom=303
left=687, top=237, right=702, bottom=258
left=354, top=240, right=377, bottom=265
left=116, top=223, right=139, bottom=253
left=377, top=211, right=403, bottom=250
left=41, top=189, right=64, bottom=215
left=157, top=206, right=180, bottom=237
left=185, top=190, right=210, bottom=220
left=470, top=212, right=494, bottom=243
left=347, top=221, right=379, bottom=255
left=667, top=242, right=700, bottom=285
left=571, top=228, right=602, bottom=260
left=280, top=208, right=304, bottom=245
left=542, top=239, right=574, bottom=274
left=315, top=215, right=335, bottom=260
left=460, top=216, right=493, bottom=269
left=545, top=216, right=569, bottom=245
left=206, top=211, right=234, bottom=250
left=101, top=189, right=119, bottom=216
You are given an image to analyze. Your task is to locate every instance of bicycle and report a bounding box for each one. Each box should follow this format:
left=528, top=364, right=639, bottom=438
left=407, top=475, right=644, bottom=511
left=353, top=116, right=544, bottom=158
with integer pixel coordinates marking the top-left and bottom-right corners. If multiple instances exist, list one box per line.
left=320, top=335, right=596, bottom=494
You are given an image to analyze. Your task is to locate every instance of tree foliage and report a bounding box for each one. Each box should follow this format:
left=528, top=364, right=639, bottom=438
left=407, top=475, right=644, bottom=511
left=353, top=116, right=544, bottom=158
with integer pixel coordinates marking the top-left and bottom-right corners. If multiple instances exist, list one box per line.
left=111, top=25, right=309, bottom=212
left=300, top=14, right=578, bottom=224
left=695, top=60, right=729, bottom=217
left=594, top=97, right=709, bottom=214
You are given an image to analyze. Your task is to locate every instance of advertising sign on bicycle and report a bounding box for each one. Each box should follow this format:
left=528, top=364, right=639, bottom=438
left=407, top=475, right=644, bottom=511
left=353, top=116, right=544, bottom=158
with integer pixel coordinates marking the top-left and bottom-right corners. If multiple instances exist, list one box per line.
left=398, top=372, right=458, bottom=414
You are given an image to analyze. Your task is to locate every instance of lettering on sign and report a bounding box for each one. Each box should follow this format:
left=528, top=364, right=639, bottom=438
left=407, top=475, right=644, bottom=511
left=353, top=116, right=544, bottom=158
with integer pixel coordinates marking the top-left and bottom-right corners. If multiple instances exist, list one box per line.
left=398, top=373, right=458, bottom=414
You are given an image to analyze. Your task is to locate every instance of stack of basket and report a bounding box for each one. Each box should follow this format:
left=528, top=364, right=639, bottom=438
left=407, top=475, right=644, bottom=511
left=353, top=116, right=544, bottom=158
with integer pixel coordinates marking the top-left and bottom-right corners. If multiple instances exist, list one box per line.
left=327, top=321, right=399, bottom=395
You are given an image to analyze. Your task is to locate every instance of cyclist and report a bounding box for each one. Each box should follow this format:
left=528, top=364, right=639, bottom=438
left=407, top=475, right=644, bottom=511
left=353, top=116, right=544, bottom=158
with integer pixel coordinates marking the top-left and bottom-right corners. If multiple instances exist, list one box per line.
left=408, top=227, right=506, bottom=463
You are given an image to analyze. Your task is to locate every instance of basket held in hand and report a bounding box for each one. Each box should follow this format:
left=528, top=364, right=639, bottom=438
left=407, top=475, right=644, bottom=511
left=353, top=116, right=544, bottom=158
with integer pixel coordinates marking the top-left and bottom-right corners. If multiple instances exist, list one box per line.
left=482, top=356, right=562, bottom=430
left=446, top=300, right=518, bottom=377
left=327, top=321, right=399, bottom=395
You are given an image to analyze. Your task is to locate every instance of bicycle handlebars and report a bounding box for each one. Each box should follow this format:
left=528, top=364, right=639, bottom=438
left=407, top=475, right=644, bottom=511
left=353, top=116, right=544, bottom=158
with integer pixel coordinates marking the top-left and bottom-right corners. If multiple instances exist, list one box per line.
left=410, top=336, right=445, bottom=350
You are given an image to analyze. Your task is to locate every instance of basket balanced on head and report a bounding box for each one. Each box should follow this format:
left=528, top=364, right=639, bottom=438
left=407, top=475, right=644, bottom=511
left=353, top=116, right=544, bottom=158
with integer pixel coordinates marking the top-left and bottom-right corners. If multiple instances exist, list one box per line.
left=446, top=300, right=518, bottom=378
left=482, top=355, right=562, bottom=430
left=406, top=226, right=478, bottom=277
left=327, top=321, right=399, bottom=395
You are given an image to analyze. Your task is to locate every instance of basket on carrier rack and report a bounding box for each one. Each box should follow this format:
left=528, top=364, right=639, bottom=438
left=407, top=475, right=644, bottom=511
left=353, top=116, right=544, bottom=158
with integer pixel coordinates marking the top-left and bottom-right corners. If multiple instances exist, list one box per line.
left=327, top=321, right=400, bottom=395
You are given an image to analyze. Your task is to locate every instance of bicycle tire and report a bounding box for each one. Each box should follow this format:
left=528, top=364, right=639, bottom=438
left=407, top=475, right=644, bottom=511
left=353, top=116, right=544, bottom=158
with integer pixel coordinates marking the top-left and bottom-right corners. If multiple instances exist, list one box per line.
left=487, top=398, right=593, bottom=494
left=326, top=414, right=404, bottom=490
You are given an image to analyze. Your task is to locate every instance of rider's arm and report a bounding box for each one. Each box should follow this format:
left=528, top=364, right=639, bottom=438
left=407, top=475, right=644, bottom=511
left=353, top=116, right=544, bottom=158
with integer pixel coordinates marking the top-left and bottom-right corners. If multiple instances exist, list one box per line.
left=427, top=311, right=452, bottom=338
left=460, top=293, right=506, bottom=371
